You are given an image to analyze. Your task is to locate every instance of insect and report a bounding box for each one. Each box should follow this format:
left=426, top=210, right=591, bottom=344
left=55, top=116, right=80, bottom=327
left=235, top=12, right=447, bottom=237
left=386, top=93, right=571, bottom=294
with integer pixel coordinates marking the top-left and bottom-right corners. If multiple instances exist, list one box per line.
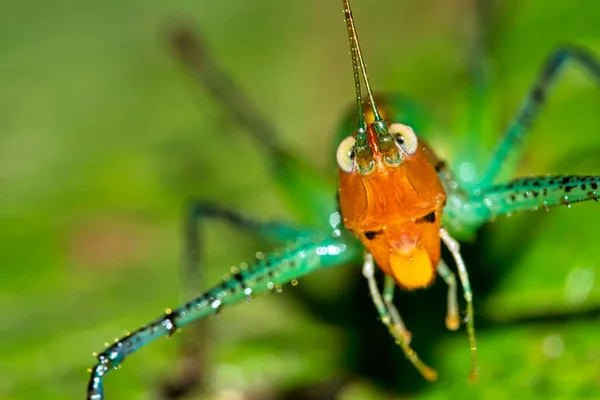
left=87, top=0, right=600, bottom=398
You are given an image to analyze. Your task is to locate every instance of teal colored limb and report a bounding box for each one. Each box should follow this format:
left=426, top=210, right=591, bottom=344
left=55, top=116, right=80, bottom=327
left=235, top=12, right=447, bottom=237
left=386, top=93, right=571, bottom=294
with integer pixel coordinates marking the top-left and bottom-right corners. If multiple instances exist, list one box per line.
left=361, top=253, right=438, bottom=381
left=183, top=201, right=314, bottom=293
left=170, top=28, right=336, bottom=228
left=168, top=202, right=315, bottom=397
left=184, top=202, right=314, bottom=268
left=183, top=202, right=311, bottom=297
left=480, top=46, right=600, bottom=186
left=477, top=175, right=600, bottom=216
left=87, top=232, right=362, bottom=400
left=439, top=228, right=478, bottom=381
left=436, top=260, right=460, bottom=332
left=443, top=174, right=600, bottom=238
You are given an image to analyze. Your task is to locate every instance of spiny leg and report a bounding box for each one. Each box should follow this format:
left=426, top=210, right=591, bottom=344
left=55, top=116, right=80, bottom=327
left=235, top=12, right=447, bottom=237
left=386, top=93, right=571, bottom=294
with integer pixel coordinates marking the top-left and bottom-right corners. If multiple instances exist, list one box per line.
left=382, top=275, right=411, bottom=345
left=362, top=253, right=438, bottom=381
left=165, top=202, right=313, bottom=398
left=436, top=260, right=460, bottom=331
left=480, top=46, right=600, bottom=186
left=87, top=233, right=361, bottom=400
left=439, top=228, right=478, bottom=381
left=185, top=202, right=312, bottom=267
left=478, top=175, right=600, bottom=219
left=443, top=175, right=600, bottom=235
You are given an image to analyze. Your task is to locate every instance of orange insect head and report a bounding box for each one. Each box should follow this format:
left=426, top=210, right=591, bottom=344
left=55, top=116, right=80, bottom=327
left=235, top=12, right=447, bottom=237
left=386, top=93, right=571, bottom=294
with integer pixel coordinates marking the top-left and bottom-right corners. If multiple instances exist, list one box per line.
left=338, top=121, right=446, bottom=289
left=338, top=0, right=446, bottom=290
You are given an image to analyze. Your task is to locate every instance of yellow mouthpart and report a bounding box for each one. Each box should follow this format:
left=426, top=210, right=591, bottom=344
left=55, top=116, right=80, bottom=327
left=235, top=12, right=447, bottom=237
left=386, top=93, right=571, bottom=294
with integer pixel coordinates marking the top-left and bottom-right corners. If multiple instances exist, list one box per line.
left=390, top=247, right=435, bottom=290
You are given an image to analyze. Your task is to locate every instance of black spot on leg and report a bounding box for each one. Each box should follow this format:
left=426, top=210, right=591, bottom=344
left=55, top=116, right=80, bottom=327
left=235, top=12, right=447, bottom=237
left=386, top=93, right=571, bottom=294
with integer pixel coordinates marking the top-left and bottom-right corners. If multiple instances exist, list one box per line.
left=532, top=87, right=545, bottom=103
left=232, top=270, right=248, bottom=292
left=510, top=194, right=517, bottom=202
left=565, top=185, right=575, bottom=193
left=592, top=182, right=598, bottom=190
left=163, top=313, right=178, bottom=337
left=581, top=184, right=587, bottom=190
left=562, top=176, right=572, bottom=185
left=434, top=161, right=446, bottom=173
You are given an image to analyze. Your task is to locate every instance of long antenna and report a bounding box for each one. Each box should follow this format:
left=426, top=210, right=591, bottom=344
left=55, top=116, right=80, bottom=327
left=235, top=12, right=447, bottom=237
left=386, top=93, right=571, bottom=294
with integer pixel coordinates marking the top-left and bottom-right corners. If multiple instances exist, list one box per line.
left=343, top=0, right=384, bottom=130
left=343, top=0, right=368, bottom=145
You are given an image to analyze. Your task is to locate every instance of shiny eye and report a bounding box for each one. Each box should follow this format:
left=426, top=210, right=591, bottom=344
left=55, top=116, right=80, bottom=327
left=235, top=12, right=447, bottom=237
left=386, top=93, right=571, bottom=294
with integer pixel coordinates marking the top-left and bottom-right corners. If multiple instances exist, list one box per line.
left=389, top=123, right=418, bottom=155
left=336, top=136, right=356, bottom=173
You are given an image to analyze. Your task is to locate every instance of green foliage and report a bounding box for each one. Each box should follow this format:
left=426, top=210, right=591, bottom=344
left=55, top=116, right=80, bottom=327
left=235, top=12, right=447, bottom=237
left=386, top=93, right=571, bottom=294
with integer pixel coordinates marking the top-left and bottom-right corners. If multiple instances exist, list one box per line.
left=1, top=1, right=599, bottom=399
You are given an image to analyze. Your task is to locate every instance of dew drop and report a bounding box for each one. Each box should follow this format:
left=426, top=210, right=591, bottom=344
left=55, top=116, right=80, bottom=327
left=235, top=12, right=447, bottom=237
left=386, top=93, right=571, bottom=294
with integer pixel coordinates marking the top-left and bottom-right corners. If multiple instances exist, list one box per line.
left=542, top=334, right=564, bottom=358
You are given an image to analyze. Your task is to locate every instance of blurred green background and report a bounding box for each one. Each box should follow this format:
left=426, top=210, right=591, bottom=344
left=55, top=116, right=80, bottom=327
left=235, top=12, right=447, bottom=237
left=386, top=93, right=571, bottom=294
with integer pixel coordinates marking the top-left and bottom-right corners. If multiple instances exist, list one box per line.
left=1, top=0, right=600, bottom=399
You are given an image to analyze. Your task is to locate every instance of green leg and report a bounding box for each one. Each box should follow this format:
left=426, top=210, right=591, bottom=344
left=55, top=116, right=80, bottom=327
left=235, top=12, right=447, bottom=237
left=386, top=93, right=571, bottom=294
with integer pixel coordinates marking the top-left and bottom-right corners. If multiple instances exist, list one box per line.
left=361, top=253, right=438, bottom=381
left=87, top=232, right=362, bottom=400
left=478, top=175, right=600, bottom=215
left=443, top=175, right=600, bottom=236
left=382, top=275, right=412, bottom=345
left=439, top=228, right=478, bottom=381
left=436, top=260, right=460, bottom=332
left=441, top=175, right=600, bottom=377
left=184, top=202, right=313, bottom=267
left=480, top=46, right=600, bottom=186
left=448, top=175, right=600, bottom=229
left=170, top=28, right=336, bottom=228
left=165, top=202, right=314, bottom=397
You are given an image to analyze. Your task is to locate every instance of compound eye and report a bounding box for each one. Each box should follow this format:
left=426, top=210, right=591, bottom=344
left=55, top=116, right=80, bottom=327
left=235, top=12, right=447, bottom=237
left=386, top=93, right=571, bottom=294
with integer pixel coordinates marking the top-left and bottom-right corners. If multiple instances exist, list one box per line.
left=336, top=136, right=356, bottom=173
left=389, top=123, right=418, bottom=155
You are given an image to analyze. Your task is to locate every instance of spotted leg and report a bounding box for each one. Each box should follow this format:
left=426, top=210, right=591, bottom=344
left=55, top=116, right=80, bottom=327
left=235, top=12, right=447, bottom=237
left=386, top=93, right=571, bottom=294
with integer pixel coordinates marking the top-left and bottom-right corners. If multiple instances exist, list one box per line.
left=362, top=253, right=438, bottom=381
left=439, top=228, right=478, bottom=381
left=474, top=175, right=600, bottom=224
left=444, top=175, right=600, bottom=236
left=164, top=202, right=313, bottom=398
left=481, top=175, right=600, bottom=215
left=439, top=175, right=600, bottom=380
left=480, top=46, right=600, bottom=186
left=437, top=260, right=460, bottom=331
left=184, top=202, right=312, bottom=271
left=87, top=232, right=361, bottom=400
